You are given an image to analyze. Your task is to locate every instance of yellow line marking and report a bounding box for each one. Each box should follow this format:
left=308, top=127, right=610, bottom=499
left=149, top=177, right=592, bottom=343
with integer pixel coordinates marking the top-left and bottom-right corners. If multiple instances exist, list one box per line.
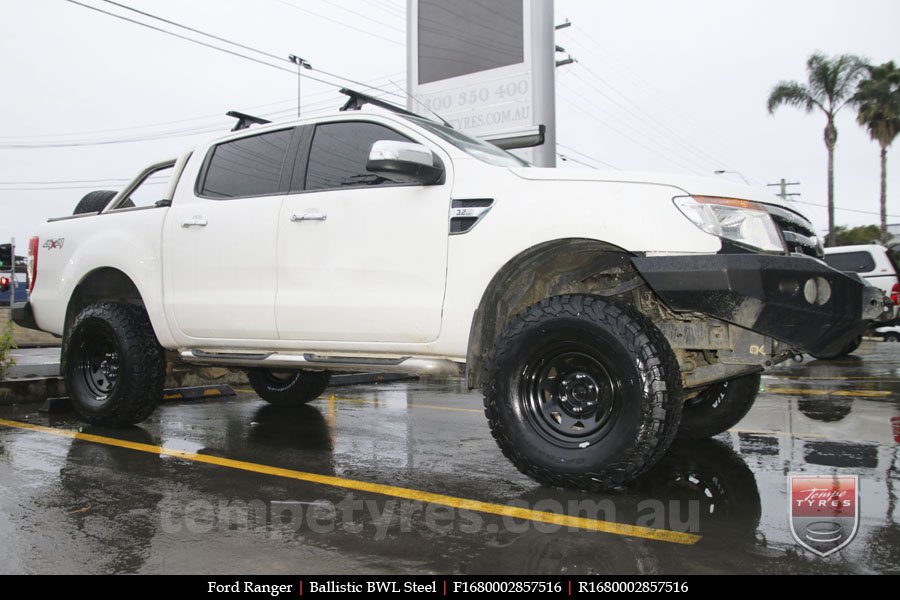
left=0, top=418, right=699, bottom=545
left=765, top=387, right=893, bottom=398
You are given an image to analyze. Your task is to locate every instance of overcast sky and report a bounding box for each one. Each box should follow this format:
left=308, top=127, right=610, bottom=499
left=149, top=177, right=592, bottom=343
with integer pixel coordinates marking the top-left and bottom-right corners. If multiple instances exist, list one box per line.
left=1, top=0, right=898, bottom=249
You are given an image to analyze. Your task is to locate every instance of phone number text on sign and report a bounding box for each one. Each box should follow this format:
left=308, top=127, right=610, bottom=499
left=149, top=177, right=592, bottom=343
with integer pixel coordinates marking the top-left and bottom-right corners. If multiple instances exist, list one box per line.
left=418, top=77, right=532, bottom=134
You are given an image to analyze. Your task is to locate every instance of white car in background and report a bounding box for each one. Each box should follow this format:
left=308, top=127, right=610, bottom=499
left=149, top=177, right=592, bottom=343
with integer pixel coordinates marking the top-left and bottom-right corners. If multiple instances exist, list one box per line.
left=874, top=325, right=900, bottom=342
left=824, top=244, right=900, bottom=316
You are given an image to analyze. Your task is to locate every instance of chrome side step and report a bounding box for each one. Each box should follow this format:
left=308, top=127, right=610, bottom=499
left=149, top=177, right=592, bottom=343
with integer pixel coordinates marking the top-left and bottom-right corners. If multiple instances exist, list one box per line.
left=180, top=350, right=463, bottom=377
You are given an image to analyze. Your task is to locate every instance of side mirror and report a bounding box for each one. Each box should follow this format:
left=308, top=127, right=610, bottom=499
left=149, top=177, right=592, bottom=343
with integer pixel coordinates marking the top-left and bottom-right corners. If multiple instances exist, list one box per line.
left=366, top=140, right=444, bottom=185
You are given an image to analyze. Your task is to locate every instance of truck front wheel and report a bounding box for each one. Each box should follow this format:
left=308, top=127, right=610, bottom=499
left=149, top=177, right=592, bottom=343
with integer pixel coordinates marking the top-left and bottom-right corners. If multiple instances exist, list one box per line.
left=247, top=369, right=331, bottom=405
left=65, top=302, right=165, bottom=427
left=677, top=373, right=761, bottom=439
left=810, top=336, right=862, bottom=360
left=483, top=294, right=682, bottom=491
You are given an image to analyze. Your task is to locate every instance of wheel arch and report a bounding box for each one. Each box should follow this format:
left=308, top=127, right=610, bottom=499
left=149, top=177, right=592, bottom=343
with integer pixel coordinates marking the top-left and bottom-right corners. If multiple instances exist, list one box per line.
left=62, top=268, right=153, bottom=371
left=465, top=238, right=645, bottom=389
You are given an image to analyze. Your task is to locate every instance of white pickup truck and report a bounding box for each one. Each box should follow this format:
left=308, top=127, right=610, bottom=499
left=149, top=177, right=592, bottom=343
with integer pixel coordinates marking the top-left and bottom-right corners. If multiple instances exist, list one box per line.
left=14, top=92, right=881, bottom=490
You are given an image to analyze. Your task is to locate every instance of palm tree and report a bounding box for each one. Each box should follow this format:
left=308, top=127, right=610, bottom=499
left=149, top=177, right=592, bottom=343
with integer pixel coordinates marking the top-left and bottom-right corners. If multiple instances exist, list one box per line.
left=767, top=53, right=868, bottom=246
left=852, top=61, right=900, bottom=241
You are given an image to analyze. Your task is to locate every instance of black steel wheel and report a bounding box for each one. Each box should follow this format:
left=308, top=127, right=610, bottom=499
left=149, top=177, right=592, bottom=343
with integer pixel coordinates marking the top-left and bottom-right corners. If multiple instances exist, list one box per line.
left=65, top=302, right=164, bottom=427
left=73, top=329, right=120, bottom=404
left=483, top=294, right=682, bottom=491
left=521, top=344, right=621, bottom=448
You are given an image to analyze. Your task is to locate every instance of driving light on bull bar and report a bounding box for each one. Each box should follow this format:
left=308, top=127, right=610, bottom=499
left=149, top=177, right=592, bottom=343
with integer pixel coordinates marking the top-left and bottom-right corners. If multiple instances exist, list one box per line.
left=674, top=196, right=785, bottom=252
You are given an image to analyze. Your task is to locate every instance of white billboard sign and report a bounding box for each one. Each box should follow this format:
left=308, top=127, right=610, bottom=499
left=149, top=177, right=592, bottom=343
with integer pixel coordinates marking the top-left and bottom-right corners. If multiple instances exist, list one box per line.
left=407, top=0, right=556, bottom=166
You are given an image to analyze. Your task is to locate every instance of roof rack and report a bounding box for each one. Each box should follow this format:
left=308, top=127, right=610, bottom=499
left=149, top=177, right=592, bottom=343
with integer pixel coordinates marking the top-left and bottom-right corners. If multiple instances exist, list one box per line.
left=226, top=110, right=272, bottom=132
left=338, top=88, right=425, bottom=119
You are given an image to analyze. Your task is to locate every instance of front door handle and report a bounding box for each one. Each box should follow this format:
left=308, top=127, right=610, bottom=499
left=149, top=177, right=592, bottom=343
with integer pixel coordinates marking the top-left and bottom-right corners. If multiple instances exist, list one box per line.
left=291, top=213, right=327, bottom=222
left=181, top=218, right=208, bottom=228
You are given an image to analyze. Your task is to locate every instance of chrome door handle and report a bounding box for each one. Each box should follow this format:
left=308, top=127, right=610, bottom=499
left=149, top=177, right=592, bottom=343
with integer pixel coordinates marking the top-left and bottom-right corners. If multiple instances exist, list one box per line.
left=181, top=218, right=208, bottom=228
left=291, top=213, right=327, bottom=222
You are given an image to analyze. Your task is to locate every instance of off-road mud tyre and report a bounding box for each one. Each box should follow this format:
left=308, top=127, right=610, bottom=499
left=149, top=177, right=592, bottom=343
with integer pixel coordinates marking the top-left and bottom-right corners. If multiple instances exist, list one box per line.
left=247, top=369, right=331, bottom=405
left=810, top=335, right=862, bottom=359
left=677, top=373, right=761, bottom=439
left=65, top=302, right=165, bottom=427
left=483, top=294, right=683, bottom=491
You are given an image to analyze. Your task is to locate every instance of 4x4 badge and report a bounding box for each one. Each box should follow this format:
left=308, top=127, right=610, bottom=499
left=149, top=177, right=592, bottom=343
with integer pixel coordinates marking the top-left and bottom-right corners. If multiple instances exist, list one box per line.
left=789, top=474, right=859, bottom=557
left=42, top=238, right=64, bottom=250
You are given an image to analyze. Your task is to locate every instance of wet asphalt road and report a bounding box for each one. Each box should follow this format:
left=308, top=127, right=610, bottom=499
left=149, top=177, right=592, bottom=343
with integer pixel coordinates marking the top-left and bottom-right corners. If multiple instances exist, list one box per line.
left=0, top=342, right=898, bottom=575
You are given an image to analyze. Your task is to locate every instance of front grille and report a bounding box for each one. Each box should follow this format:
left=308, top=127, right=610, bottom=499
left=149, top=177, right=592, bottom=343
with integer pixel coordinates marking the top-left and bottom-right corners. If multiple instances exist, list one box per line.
left=765, top=205, right=824, bottom=258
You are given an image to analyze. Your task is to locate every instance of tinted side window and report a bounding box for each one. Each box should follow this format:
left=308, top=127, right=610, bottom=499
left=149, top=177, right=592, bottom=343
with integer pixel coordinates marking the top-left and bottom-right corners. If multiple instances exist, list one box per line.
left=824, top=251, right=877, bottom=273
left=201, top=129, right=293, bottom=198
left=304, top=122, right=411, bottom=191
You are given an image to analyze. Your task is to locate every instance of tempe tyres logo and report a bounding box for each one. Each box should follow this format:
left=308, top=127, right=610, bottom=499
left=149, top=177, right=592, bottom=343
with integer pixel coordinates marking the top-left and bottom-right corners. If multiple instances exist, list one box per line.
left=789, top=474, right=859, bottom=557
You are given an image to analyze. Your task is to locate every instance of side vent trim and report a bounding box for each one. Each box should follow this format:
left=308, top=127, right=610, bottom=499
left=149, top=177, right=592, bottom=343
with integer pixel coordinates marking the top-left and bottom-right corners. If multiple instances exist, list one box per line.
left=450, top=198, right=494, bottom=235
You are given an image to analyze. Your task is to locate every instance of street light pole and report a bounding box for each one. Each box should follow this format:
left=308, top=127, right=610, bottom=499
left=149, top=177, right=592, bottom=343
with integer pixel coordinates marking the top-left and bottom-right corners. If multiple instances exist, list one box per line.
left=288, top=54, right=312, bottom=117
left=713, top=169, right=751, bottom=185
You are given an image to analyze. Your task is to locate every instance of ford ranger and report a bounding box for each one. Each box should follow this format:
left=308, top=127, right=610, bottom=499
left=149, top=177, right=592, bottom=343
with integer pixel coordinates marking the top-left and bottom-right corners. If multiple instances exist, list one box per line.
left=13, top=91, right=882, bottom=490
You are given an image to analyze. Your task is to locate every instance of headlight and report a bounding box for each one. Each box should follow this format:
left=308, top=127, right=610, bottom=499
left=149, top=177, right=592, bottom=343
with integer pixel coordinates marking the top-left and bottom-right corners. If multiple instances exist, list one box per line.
left=674, top=195, right=785, bottom=252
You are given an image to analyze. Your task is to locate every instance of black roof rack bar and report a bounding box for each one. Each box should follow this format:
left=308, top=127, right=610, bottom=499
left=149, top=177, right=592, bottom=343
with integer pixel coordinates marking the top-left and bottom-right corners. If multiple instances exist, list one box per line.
left=226, top=110, right=272, bottom=132
left=338, top=88, right=423, bottom=119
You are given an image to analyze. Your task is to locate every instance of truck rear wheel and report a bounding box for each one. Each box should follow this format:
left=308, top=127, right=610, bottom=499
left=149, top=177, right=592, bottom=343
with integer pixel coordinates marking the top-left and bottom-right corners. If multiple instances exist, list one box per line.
left=483, top=294, right=682, bottom=491
left=65, top=302, right=165, bottom=427
left=247, top=369, right=331, bottom=405
left=677, top=373, right=761, bottom=439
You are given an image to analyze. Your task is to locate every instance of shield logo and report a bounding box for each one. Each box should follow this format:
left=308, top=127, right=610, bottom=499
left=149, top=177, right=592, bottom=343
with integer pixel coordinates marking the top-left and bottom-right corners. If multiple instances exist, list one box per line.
left=788, top=474, right=859, bottom=557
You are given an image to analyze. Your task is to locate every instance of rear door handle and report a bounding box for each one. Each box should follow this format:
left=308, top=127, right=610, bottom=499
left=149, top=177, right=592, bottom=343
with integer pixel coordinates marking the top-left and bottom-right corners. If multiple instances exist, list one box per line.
left=181, top=218, right=208, bottom=228
left=291, top=213, right=327, bottom=222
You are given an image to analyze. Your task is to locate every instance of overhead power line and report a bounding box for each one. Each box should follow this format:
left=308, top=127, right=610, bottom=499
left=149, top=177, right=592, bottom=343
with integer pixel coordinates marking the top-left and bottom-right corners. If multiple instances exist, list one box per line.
left=792, top=200, right=900, bottom=220
left=269, top=0, right=404, bottom=46
left=558, top=80, right=706, bottom=176
left=66, top=1, right=298, bottom=75
left=315, top=0, right=405, bottom=35
left=367, top=0, right=405, bottom=18
left=65, top=1, right=403, bottom=101
left=97, top=0, right=403, bottom=100
left=562, top=26, right=757, bottom=179
left=557, top=143, right=620, bottom=170
left=0, top=177, right=130, bottom=185
left=557, top=153, right=597, bottom=169
left=565, top=69, right=714, bottom=175
left=0, top=70, right=404, bottom=144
